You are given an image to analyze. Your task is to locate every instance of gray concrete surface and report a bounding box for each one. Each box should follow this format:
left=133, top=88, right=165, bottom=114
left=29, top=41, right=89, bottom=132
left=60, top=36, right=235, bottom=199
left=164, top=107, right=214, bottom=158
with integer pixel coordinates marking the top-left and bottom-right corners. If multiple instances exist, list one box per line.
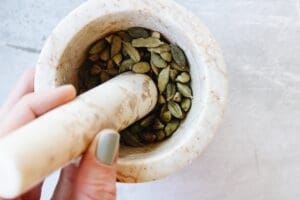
left=1, top=0, right=300, bottom=199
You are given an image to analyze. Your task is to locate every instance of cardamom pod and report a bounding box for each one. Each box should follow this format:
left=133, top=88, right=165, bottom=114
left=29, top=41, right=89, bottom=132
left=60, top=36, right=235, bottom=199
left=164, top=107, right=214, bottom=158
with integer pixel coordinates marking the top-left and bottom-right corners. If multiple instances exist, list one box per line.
left=171, top=61, right=188, bottom=71
left=106, top=59, right=114, bottom=69
left=166, top=83, right=176, bottom=101
left=89, top=39, right=107, bottom=54
left=165, top=119, right=180, bottom=137
left=151, top=63, right=160, bottom=75
left=171, top=44, right=187, bottom=67
left=151, top=52, right=167, bottom=68
left=148, top=44, right=171, bottom=54
left=161, top=111, right=172, bottom=123
left=132, top=37, right=164, bottom=48
left=122, top=41, right=141, bottom=62
left=106, top=68, right=118, bottom=76
left=169, top=69, right=178, bottom=81
left=151, top=31, right=160, bottom=39
left=105, top=35, right=114, bottom=43
left=111, top=35, right=122, bottom=57
left=112, top=53, right=122, bottom=65
left=132, top=62, right=151, bottom=73
left=160, top=52, right=172, bottom=62
left=177, top=83, right=193, bottom=98
left=99, top=46, right=110, bottom=61
left=173, top=92, right=182, bottom=102
left=128, top=27, right=150, bottom=38
left=122, top=130, right=144, bottom=147
left=140, top=114, right=156, bottom=127
left=160, top=104, right=168, bottom=115
left=156, top=130, right=166, bottom=141
left=117, top=31, right=132, bottom=42
left=130, top=124, right=143, bottom=134
left=168, top=101, right=183, bottom=119
left=176, top=72, right=190, bottom=83
left=158, top=95, right=166, bottom=104
left=158, top=66, right=170, bottom=93
left=181, top=98, right=191, bottom=112
left=119, top=59, right=134, bottom=72
left=153, top=119, right=165, bottom=130
left=140, top=132, right=156, bottom=143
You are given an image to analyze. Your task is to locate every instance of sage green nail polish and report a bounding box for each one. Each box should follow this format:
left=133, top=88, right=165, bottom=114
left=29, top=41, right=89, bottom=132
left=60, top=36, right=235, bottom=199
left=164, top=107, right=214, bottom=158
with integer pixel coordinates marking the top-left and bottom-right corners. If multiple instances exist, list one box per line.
left=96, top=131, right=120, bottom=165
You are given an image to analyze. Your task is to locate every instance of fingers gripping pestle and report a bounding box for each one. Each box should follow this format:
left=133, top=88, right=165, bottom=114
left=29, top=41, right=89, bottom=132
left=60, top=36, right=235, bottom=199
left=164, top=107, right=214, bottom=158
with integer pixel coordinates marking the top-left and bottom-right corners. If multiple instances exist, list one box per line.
left=0, top=73, right=157, bottom=198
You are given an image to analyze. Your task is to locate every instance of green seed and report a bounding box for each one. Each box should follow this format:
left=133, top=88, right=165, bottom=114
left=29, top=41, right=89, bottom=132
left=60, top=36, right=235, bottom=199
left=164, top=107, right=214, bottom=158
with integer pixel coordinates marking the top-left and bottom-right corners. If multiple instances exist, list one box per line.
left=111, top=35, right=122, bottom=57
left=123, top=42, right=141, bottom=62
left=99, top=47, right=110, bottom=61
left=99, top=71, right=110, bottom=82
left=151, top=63, right=160, bottom=75
left=176, top=72, right=190, bottom=83
left=140, top=114, right=156, bottom=127
left=177, top=83, right=193, bottom=98
left=148, top=44, right=171, bottom=53
left=117, top=31, right=132, bottom=42
left=132, top=37, right=163, bottom=48
left=151, top=52, right=167, bottom=68
left=160, top=52, right=172, bottom=62
left=153, top=119, right=165, bottom=129
left=122, top=130, right=144, bottom=147
left=128, top=27, right=150, bottom=38
left=168, top=101, right=183, bottom=119
left=169, top=69, right=178, bottom=81
left=158, top=66, right=170, bottom=93
left=151, top=31, right=160, bottom=39
left=158, top=95, right=166, bottom=104
left=173, top=92, right=182, bottom=102
left=171, top=61, right=188, bottom=71
left=161, top=111, right=172, bottom=123
left=156, top=130, right=166, bottom=141
left=90, top=65, right=101, bottom=75
left=165, top=119, right=180, bottom=137
left=166, top=83, right=176, bottom=101
left=132, top=62, right=150, bottom=73
left=171, top=44, right=187, bottom=67
left=89, top=54, right=99, bottom=61
left=181, top=98, right=191, bottom=112
left=89, top=39, right=107, bottom=54
left=112, top=53, right=122, bottom=65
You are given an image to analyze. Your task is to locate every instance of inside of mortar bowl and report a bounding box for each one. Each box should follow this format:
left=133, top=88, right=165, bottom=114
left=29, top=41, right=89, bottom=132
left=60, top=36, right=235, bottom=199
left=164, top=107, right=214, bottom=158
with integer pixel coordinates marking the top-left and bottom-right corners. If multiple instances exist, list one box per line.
left=55, top=11, right=206, bottom=163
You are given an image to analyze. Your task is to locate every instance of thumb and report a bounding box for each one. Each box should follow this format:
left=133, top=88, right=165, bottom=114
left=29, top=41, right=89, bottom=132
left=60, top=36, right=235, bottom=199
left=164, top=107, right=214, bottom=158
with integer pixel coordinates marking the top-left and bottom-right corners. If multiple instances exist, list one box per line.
left=71, top=129, right=120, bottom=200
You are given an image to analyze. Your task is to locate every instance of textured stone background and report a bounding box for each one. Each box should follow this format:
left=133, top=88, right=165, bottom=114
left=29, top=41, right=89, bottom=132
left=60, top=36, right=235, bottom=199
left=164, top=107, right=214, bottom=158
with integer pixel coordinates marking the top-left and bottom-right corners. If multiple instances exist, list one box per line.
left=0, top=0, right=300, bottom=199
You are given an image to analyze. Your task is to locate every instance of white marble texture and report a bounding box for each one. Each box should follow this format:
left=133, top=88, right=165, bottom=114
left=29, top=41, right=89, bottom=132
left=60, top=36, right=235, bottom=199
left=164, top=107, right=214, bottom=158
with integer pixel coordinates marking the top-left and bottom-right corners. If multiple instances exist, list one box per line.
left=0, top=0, right=299, bottom=200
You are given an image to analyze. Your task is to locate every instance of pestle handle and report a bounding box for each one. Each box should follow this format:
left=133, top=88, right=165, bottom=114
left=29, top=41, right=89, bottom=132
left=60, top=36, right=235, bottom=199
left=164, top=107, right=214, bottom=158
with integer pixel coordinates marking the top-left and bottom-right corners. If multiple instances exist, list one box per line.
left=0, top=73, right=157, bottom=198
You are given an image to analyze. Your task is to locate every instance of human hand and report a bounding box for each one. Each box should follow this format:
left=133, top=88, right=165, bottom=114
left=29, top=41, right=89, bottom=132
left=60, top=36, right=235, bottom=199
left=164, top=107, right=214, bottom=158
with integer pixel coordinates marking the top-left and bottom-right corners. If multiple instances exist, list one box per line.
left=0, top=69, right=119, bottom=200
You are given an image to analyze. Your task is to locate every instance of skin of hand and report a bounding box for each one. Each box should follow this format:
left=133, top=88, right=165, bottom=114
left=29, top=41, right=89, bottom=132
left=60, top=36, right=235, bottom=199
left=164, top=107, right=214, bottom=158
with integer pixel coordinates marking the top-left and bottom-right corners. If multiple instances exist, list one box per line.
left=0, top=68, right=118, bottom=200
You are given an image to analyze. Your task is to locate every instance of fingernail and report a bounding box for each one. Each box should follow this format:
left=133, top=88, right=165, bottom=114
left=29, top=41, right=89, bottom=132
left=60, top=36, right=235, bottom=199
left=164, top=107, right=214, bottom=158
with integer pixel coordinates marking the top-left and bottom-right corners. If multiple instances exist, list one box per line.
left=96, top=130, right=120, bottom=165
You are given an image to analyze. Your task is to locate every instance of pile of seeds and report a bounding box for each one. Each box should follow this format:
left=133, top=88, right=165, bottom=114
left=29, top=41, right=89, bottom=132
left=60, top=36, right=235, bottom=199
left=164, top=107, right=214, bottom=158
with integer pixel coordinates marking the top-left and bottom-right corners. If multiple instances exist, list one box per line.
left=78, top=27, right=192, bottom=147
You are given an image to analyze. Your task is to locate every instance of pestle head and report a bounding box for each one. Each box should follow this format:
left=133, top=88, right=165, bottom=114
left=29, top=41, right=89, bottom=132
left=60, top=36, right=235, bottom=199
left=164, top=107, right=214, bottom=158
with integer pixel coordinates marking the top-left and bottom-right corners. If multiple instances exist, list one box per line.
left=0, top=72, right=157, bottom=198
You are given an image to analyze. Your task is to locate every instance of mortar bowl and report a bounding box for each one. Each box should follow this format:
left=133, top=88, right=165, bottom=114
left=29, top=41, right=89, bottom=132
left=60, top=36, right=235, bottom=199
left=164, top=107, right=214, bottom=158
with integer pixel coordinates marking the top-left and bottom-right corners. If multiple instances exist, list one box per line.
left=35, top=0, right=228, bottom=182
